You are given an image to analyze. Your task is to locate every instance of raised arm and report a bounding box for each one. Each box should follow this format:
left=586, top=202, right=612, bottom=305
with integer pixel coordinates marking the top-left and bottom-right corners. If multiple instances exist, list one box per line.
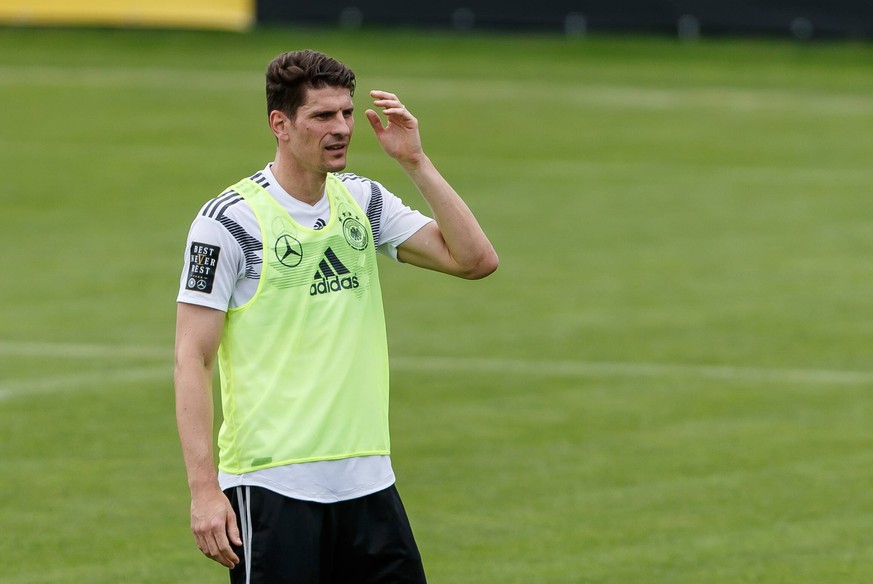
left=174, top=302, right=241, bottom=568
left=365, top=90, right=498, bottom=279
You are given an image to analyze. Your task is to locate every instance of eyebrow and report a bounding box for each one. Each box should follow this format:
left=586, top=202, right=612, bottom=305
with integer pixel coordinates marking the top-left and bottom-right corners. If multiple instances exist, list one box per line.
left=309, top=104, right=355, bottom=117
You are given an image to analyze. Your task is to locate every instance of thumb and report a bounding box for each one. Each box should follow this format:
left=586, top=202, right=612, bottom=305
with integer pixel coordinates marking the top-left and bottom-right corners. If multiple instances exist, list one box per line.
left=226, top=506, right=242, bottom=546
left=365, top=109, right=384, bottom=135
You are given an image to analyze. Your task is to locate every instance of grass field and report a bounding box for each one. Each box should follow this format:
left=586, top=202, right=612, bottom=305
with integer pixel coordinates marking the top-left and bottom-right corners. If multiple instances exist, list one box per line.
left=2, top=25, right=873, bottom=583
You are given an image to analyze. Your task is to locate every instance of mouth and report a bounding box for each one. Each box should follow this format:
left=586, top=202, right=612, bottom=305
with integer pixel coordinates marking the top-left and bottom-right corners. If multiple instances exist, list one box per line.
left=326, top=143, right=347, bottom=153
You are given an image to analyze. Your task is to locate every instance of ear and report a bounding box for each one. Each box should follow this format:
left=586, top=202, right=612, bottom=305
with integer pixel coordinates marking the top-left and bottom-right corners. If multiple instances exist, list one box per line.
left=269, top=110, right=292, bottom=141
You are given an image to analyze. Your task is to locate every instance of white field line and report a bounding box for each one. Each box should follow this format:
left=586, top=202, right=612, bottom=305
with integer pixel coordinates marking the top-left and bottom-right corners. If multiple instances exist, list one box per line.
left=0, top=341, right=172, bottom=400
left=2, top=341, right=872, bottom=400
left=0, top=365, right=171, bottom=400
left=0, top=64, right=258, bottom=91
left=390, top=356, right=873, bottom=386
left=0, top=340, right=171, bottom=360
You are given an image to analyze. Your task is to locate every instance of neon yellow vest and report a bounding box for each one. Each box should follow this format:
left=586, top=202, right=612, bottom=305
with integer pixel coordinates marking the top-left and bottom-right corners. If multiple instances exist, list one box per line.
left=216, top=174, right=390, bottom=474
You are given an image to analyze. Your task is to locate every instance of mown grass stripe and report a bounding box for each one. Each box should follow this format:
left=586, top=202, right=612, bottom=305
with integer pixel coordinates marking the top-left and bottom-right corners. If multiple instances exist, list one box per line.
left=1, top=65, right=871, bottom=115
left=2, top=341, right=871, bottom=401
left=0, top=365, right=171, bottom=400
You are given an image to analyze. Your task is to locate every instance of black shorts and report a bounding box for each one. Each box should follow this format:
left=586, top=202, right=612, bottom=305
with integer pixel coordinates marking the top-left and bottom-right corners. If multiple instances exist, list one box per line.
left=226, top=485, right=427, bottom=584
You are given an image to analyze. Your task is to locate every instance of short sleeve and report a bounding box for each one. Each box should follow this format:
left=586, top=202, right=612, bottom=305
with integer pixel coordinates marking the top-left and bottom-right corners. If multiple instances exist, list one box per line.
left=176, top=212, right=244, bottom=312
left=372, top=183, right=433, bottom=261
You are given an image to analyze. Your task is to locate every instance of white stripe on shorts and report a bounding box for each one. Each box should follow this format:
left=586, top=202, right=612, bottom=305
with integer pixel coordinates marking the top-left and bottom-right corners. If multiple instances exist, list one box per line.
left=237, top=487, right=253, bottom=584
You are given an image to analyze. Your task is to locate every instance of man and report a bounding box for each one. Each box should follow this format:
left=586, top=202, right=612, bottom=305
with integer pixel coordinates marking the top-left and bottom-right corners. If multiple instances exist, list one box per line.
left=174, top=49, right=498, bottom=583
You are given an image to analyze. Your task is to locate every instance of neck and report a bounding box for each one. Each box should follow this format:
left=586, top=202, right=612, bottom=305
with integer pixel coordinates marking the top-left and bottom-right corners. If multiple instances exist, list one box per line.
left=270, top=153, right=326, bottom=206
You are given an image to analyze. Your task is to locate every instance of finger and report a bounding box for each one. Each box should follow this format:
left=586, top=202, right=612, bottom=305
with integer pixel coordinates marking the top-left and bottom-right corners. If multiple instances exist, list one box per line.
left=369, top=89, right=397, bottom=101
left=371, top=97, right=400, bottom=107
left=195, top=533, right=209, bottom=556
left=381, top=106, right=409, bottom=117
left=365, top=109, right=384, bottom=133
left=195, top=519, right=239, bottom=568
left=370, top=90, right=407, bottom=114
left=208, top=531, right=240, bottom=568
left=371, top=97, right=404, bottom=110
left=201, top=531, right=223, bottom=565
left=221, top=542, right=241, bottom=568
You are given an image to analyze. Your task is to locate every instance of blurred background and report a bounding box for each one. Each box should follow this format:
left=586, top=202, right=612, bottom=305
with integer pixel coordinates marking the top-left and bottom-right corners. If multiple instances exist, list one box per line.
left=1, top=0, right=871, bottom=38
left=1, top=2, right=872, bottom=583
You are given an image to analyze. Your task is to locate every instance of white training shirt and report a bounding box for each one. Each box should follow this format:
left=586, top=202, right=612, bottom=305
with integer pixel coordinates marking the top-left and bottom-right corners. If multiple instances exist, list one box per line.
left=177, top=163, right=432, bottom=503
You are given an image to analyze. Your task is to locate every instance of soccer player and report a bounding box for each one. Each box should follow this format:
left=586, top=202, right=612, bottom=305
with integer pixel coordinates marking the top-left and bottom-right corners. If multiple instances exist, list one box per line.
left=174, top=50, right=498, bottom=583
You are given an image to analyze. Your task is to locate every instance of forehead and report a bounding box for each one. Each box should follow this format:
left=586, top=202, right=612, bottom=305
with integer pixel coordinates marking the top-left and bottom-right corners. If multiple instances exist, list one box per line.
left=299, top=85, right=354, bottom=112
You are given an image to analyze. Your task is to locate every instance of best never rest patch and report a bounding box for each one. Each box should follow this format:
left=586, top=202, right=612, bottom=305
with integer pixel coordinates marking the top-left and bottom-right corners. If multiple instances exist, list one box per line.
left=186, top=242, right=221, bottom=294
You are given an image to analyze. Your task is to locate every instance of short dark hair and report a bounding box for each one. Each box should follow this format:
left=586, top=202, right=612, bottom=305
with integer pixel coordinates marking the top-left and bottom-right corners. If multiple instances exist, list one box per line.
left=265, top=50, right=356, bottom=119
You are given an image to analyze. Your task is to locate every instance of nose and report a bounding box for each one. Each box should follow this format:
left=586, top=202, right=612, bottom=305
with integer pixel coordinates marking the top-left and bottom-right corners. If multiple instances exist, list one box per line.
left=331, top=112, right=352, bottom=136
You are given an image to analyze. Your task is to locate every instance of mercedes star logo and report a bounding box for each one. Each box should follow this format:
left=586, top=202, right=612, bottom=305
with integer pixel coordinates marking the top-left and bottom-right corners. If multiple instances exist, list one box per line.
left=274, top=234, right=303, bottom=267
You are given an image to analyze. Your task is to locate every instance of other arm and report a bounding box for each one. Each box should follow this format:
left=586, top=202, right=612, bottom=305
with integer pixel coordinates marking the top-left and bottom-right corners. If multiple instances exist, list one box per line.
left=174, top=302, right=241, bottom=568
left=365, top=90, right=498, bottom=279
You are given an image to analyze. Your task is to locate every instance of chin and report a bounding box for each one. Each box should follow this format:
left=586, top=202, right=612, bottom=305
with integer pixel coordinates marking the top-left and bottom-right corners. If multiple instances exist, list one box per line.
left=325, top=159, right=348, bottom=172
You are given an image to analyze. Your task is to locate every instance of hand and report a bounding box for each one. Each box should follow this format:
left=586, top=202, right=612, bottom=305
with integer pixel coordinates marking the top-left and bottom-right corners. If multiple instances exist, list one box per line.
left=190, top=488, right=242, bottom=569
left=365, top=90, right=425, bottom=167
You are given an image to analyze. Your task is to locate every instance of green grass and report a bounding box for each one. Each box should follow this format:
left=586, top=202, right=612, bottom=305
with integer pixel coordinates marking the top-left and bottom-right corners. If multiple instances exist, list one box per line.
left=2, top=25, right=873, bottom=583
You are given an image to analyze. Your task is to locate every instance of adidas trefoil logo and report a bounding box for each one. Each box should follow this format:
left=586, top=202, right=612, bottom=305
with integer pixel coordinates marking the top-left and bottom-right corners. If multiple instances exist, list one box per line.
left=310, top=247, right=360, bottom=296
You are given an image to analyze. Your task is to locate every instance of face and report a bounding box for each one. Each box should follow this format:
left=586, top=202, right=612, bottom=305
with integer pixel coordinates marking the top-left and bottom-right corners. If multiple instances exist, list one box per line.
left=280, top=85, right=355, bottom=175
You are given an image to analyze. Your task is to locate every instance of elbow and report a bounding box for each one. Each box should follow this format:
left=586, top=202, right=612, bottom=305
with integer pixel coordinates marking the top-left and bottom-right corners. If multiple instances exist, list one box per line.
left=460, top=249, right=499, bottom=280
